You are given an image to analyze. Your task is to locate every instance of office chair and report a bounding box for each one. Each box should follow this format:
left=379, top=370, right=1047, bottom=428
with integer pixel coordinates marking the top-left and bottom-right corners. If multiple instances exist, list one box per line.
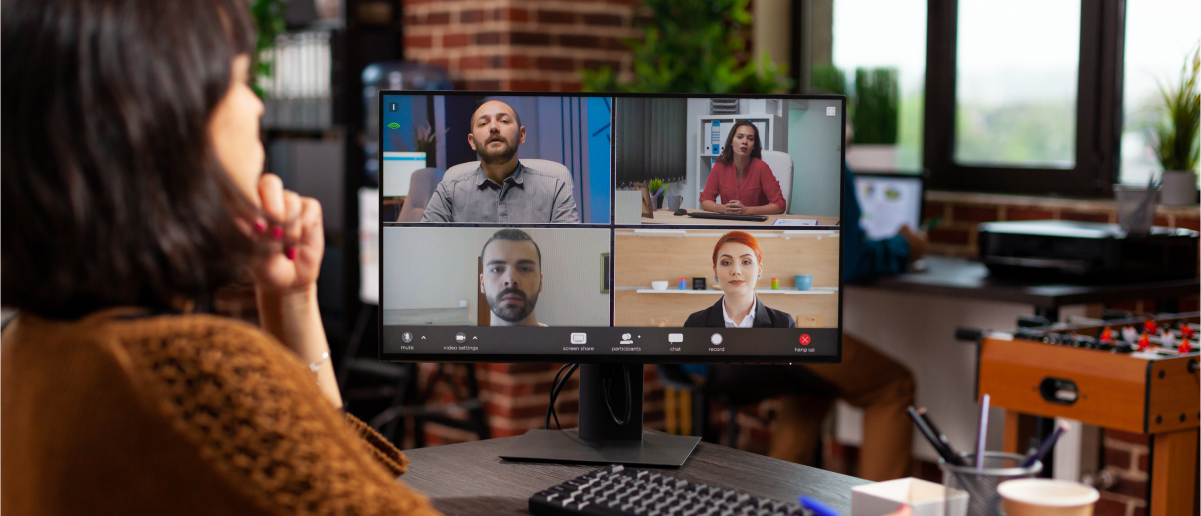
left=443, top=158, right=573, bottom=184
left=760, top=150, right=793, bottom=211
left=396, top=167, right=444, bottom=222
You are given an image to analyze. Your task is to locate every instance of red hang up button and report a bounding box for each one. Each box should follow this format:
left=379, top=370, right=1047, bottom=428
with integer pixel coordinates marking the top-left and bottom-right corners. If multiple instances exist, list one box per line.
left=799, top=334, right=811, bottom=346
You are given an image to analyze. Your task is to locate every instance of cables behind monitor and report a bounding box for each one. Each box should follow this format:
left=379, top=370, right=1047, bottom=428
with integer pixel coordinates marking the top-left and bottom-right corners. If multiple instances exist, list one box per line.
left=544, top=363, right=633, bottom=429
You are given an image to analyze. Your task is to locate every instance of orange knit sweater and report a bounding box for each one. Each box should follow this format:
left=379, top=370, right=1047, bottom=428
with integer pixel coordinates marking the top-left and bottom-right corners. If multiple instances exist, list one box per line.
left=1, top=309, right=442, bottom=516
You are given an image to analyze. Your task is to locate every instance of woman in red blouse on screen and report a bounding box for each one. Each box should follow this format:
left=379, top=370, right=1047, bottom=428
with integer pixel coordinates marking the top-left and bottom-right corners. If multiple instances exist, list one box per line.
left=699, top=120, right=787, bottom=215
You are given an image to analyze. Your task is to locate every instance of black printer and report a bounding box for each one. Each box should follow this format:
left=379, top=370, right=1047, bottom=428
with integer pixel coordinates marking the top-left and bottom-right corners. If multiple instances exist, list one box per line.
left=977, top=220, right=1199, bottom=281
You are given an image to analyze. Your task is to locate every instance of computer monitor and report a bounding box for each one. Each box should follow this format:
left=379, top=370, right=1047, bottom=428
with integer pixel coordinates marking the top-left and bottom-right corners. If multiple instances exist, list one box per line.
left=378, top=92, right=846, bottom=466
left=853, top=172, right=924, bottom=240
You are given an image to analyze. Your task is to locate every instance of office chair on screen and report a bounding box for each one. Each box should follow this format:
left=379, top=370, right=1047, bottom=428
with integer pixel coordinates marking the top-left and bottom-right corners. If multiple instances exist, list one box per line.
left=396, top=167, right=444, bottom=222
left=760, top=150, right=793, bottom=210
left=443, top=158, right=573, bottom=184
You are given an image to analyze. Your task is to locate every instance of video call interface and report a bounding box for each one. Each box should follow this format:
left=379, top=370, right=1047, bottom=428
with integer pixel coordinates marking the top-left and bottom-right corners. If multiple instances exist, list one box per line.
left=380, top=93, right=844, bottom=362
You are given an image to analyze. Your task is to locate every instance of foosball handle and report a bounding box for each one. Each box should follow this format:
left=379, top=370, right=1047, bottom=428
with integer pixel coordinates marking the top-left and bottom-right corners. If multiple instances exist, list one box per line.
left=956, top=327, right=984, bottom=343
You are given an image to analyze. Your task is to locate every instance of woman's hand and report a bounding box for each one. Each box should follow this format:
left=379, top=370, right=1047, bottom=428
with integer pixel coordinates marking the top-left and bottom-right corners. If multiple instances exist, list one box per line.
left=248, top=174, right=324, bottom=295
left=725, top=200, right=744, bottom=214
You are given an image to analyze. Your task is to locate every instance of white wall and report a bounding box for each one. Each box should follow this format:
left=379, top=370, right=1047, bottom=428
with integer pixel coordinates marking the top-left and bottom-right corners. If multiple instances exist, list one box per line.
left=786, top=98, right=843, bottom=217
left=382, top=227, right=610, bottom=326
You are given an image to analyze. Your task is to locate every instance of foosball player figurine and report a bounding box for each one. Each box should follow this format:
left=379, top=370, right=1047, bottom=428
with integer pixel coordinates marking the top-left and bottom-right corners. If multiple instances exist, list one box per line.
left=1122, top=325, right=1139, bottom=344
left=1160, top=329, right=1177, bottom=350
left=1181, top=322, right=1195, bottom=340
left=1099, top=327, right=1113, bottom=344
left=1138, top=332, right=1152, bottom=352
left=1179, top=338, right=1192, bottom=355
left=1144, top=319, right=1158, bottom=334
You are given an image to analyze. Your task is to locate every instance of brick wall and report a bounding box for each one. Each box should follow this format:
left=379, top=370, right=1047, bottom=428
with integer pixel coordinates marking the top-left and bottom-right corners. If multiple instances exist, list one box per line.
left=403, top=0, right=646, bottom=92
left=1096, top=430, right=1152, bottom=516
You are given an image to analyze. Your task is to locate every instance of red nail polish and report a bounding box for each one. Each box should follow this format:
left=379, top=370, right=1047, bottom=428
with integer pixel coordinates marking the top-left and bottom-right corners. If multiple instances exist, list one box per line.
left=253, top=220, right=266, bottom=233
left=272, top=227, right=283, bottom=240
left=285, top=248, right=296, bottom=260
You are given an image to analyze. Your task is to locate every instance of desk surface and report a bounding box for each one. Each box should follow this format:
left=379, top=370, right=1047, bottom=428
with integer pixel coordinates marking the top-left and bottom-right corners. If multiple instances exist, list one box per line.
left=642, top=209, right=840, bottom=227
left=400, top=429, right=870, bottom=515
left=865, top=255, right=1201, bottom=309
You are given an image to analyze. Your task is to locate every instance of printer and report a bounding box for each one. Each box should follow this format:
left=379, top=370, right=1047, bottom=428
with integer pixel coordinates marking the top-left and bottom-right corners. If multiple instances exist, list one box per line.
left=978, top=220, right=1199, bottom=281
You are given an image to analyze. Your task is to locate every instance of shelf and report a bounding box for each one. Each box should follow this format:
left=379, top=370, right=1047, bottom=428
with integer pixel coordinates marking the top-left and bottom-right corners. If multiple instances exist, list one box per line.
left=632, top=287, right=837, bottom=295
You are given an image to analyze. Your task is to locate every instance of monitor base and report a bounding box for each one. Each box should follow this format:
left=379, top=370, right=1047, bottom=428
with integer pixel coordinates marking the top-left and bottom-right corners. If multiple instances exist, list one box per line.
left=499, top=428, right=700, bottom=468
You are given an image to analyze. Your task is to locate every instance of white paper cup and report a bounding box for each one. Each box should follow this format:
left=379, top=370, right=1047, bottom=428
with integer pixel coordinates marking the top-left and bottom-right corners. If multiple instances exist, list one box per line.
left=998, top=479, right=1098, bottom=516
left=651, top=281, right=669, bottom=291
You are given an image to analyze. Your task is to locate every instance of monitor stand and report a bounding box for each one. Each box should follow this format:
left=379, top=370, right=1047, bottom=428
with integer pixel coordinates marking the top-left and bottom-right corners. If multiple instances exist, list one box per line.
left=498, top=363, right=701, bottom=468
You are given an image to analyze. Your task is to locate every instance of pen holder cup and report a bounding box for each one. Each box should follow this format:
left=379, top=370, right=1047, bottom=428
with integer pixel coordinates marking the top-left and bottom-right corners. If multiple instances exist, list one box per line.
left=940, top=452, right=1042, bottom=516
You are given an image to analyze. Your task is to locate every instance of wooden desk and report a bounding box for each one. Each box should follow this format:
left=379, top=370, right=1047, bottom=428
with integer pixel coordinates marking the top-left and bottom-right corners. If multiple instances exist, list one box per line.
left=399, top=429, right=871, bottom=515
left=641, top=209, right=840, bottom=227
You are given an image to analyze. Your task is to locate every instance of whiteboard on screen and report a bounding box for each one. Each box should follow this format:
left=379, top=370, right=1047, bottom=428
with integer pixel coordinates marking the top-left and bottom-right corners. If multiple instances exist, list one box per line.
left=382, top=152, right=426, bottom=197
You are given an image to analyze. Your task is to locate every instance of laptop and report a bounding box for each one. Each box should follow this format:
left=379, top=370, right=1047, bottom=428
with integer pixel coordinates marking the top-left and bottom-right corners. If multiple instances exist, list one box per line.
left=853, top=172, right=925, bottom=240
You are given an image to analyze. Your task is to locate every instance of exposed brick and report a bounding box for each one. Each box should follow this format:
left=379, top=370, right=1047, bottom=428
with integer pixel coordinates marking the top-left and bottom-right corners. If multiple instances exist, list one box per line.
left=485, top=400, right=553, bottom=419
left=537, top=56, right=575, bottom=71
left=405, top=14, right=418, bottom=24
left=583, top=59, right=622, bottom=71
left=952, top=205, right=999, bottom=223
left=922, top=201, right=946, bottom=220
left=464, top=79, right=502, bottom=91
left=405, top=35, right=433, bottom=48
left=558, top=81, right=584, bottom=92
left=1131, top=505, right=1147, bottom=516
left=1137, top=451, right=1148, bottom=472
left=442, top=33, right=472, bottom=47
left=497, top=55, right=532, bottom=69
left=425, top=11, right=451, bottom=24
left=600, top=36, right=628, bottom=50
left=1154, top=215, right=1170, bottom=227
left=475, top=32, right=503, bottom=45
left=1176, top=216, right=1200, bottom=231
left=633, top=14, right=655, bottom=26
left=511, top=32, right=552, bottom=46
left=1094, top=497, right=1128, bottom=516
left=929, top=228, right=970, bottom=245
left=508, top=79, right=554, bottom=91
left=582, top=13, right=623, bottom=26
left=427, top=57, right=450, bottom=70
left=560, top=34, right=601, bottom=48
left=495, top=8, right=529, bottom=22
left=1060, top=211, right=1111, bottom=223
left=1005, top=207, right=1054, bottom=221
left=1109, top=478, right=1147, bottom=499
left=459, top=8, right=485, bottom=23
left=1104, top=447, right=1131, bottom=469
left=1108, top=429, right=1150, bottom=445
left=458, top=55, right=489, bottom=70
left=537, top=10, right=576, bottom=24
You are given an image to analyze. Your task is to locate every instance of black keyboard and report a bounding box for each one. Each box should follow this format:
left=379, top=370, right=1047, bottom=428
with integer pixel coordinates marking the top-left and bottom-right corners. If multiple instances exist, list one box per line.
left=685, top=212, right=769, bottom=222
left=529, top=464, right=813, bottom=516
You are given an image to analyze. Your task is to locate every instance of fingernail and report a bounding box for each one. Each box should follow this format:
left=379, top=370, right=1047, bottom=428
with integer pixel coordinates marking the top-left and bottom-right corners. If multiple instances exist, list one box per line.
left=285, top=247, right=296, bottom=260
left=253, top=220, right=266, bottom=233
left=272, top=227, right=283, bottom=240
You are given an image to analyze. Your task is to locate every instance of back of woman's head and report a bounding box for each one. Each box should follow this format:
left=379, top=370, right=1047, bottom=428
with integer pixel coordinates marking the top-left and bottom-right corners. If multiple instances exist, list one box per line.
left=2, top=0, right=259, bottom=318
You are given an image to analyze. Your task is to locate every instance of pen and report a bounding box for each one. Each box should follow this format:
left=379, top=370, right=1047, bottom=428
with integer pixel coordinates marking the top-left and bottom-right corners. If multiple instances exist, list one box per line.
left=799, top=496, right=840, bottom=516
left=918, top=408, right=962, bottom=461
left=908, top=406, right=967, bottom=466
left=1021, top=420, right=1070, bottom=468
left=976, top=394, right=990, bottom=470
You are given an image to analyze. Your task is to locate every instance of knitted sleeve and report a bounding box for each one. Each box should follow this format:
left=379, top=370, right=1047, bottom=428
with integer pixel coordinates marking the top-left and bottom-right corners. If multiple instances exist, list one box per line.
left=118, top=315, right=442, bottom=516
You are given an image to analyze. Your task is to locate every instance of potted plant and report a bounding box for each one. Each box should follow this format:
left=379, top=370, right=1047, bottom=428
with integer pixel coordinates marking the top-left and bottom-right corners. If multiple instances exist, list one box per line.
left=1154, top=47, right=1200, bottom=206
left=648, top=178, right=666, bottom=209
left=847, top=67, right=900, bottom=171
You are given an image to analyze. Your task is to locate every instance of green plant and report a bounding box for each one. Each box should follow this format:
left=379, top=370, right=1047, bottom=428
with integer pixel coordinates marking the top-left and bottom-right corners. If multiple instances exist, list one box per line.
left=581, top=0, right=791, bottom=94
left=1153, top=46, right=1200, bottom=172
left=250, top=0, right=287, bottom=98
left=852, top=67, right=899, bottom=145
left=810, top=64, right=847, bottom=96
left=648, top=178, right=665, bottom=195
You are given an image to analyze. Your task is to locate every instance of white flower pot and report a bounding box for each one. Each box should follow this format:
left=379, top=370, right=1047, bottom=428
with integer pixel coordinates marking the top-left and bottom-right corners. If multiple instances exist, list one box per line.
left=1160, top=170, right=1199, bottom=206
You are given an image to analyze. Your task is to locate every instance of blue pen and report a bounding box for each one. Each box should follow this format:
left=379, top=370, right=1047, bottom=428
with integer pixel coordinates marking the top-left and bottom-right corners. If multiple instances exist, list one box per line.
left=798, top=496, right=841, bottom=516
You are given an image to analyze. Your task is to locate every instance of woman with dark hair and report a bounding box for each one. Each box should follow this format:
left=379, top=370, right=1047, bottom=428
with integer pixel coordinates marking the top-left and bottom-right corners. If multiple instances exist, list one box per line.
left=683, top=232, right=795, bottom=328
left=699, top=120, right=787, bottom=215
left=1, top=0, right=438, bottom=514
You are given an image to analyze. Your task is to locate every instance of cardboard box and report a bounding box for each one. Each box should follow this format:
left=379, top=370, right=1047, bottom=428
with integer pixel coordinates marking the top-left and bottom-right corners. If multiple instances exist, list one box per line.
left=852, top=478, right=968, bottom=516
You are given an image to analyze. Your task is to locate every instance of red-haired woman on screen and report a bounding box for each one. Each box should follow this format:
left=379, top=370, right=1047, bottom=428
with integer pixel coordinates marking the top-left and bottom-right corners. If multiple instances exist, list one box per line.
left=699, top=121, right=787, bottom=216
left=683, top=232, right=795, bottom=328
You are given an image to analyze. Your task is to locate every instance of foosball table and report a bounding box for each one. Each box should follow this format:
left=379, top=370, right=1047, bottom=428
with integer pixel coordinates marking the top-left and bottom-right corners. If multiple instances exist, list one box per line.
left=972, top=312, right=1199, bottom=516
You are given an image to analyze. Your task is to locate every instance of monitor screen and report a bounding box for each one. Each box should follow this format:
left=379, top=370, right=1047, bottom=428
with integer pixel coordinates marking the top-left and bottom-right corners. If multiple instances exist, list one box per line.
left=853, top=173, right=923, bottom=240
left=379, top=92, right=844, bottom=364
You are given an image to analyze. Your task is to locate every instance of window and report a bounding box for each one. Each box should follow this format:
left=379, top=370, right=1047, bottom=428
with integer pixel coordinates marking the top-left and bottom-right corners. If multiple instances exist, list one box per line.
left=1119, top=1, right=1201, bottom=185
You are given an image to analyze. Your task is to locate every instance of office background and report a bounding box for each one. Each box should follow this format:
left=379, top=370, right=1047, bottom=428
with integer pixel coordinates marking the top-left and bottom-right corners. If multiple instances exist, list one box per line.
left=381, top=227, right=610, bottom=327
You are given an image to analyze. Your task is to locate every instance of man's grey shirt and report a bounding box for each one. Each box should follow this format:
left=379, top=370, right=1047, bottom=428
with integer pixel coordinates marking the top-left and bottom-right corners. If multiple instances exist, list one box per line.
left=419, top=162, right=580, bottom=223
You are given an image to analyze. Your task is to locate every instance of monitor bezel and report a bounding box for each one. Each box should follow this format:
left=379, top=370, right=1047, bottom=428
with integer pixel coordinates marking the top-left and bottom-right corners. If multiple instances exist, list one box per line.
left=376, top=91, right=846, bottom=365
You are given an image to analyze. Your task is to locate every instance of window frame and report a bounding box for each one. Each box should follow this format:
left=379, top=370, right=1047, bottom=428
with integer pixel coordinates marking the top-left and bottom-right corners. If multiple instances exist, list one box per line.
left=923, top=0, right=1127, bottom=197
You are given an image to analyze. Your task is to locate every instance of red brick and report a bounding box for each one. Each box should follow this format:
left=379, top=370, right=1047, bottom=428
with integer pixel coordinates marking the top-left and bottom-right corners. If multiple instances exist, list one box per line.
left=1137, top=451, right=1148, bottom=472
left=1154, top=215, right=1170, bottom=227
left=582, top=13, right=623, bottom=26
left=600, top=36, right=627, bottom=50
left=485, top=400, right=553, bottom=419
left=464, top=79, right=502, bottom=91
left=583, top=59, right=622, bottom=71
left=1107, top=429, right=1150, bottom=445
left=405, top=35, right=433, bottom=48
left=560, top=34, right=601, bottom=48
left=1060, top=211, right=1111, bottom=223
left=536, top=10, right=576, bottom=23
left=427, top=57, right=450, bottom=70
left=442, top=33, right=472, bottom=47
left=537, top=56, right=575, bottom=71
left=425, top=11, right=451, bottom=24
left=952, top=205, right=999, bottom=223
left=633, top=14, right=655, bottom=26
left=922, top=201, right=946, bottom=220
left=458, top=55, right=489, bottom=69
left=475, top=31, right=503, bottom=45
left=558, top=81, right=583, bottom=92
left=511, top=32, right=552, bottom=46
left=1094, top=498, right=1128, bottom=516
left=1109, top=478, right=1147, bottom=499
left=508, top=79, right=553, bottom=91
left=928, top=228, right=970, bottom=245
left=459, top=8, right=485, bottom=23
left=1006, top=207, right=1054, bottom=221
left=1103, top=446, right=1131, bottom=469
left=1176, top=217, right=1200, bottom=231
left=405, top=14, right=418, bottom=24
left=491, top=427, right=525, bottom=438
left=1131, top=505, right=1146, bottom=516
left=497, top=55, right=532, bottom=69
left=495, top=8, right=529, bottom=22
